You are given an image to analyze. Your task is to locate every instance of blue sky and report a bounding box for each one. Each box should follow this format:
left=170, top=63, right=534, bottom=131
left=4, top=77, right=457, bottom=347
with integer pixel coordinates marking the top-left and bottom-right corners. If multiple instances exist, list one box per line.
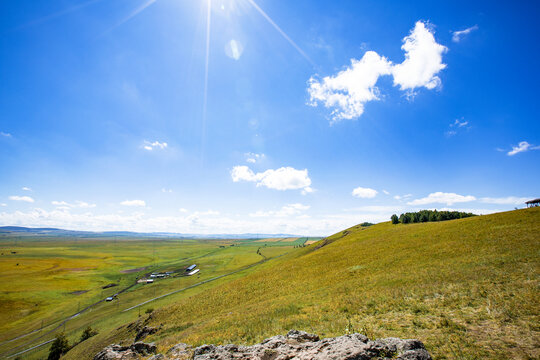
left=0, top=0, right=538, bottom=235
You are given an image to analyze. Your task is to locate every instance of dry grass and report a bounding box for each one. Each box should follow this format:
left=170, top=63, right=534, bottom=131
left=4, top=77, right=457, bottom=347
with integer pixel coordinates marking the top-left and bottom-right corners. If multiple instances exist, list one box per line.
left=67, top=208, right=539, bottom=360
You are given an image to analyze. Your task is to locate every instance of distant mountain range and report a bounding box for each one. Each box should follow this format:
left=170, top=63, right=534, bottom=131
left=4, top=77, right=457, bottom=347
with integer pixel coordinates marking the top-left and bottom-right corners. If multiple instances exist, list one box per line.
left=0, top=226, right=303, bottom=239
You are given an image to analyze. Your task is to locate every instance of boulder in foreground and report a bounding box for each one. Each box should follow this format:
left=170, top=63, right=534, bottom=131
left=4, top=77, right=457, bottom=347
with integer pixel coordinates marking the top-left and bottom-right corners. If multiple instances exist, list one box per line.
left=94, top=330, right=431, bottom=359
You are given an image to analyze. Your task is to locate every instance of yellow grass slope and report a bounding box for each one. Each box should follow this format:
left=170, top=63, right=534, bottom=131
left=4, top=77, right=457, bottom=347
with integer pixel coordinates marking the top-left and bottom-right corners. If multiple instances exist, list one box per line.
left=67, top=208, right=540, bottom=360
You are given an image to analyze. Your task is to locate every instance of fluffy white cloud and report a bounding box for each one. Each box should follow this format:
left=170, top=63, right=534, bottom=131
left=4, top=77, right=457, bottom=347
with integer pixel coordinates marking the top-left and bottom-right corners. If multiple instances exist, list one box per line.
left=308, top=51, right=392, bottom=121
left=250, top=203, right=310, bottom=218
left=245, top=152, right=265, bottom=163
left=480, top=196, right=531, bottom=205
left=9, top=195, right=34, bottom=203
left=22, top=187, right=32, bottom=191
left=407, top=192, right=476, bottom=206
left=452, top=25, right=478, bottom=43
left=179, top=208, right=188, bottom=213
left=231, top=165, right=312, bottom=192
left=507, top=141, right=540, bottom=156
left=352, top=187, right=378, bottom=198
left=391, top=21, right=447, bottom=91
left=120, top=200, right=146, bottom=207
left=308, top=21, right=446, bottom=122
left=143, top=141, right=168, bottom=151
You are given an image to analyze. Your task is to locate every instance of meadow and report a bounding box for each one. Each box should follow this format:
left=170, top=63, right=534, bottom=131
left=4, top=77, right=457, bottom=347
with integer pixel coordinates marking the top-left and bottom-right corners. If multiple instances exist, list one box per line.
left=0, top=235, right=314, bottom=359
left=64, top=208, right=539, bottom=360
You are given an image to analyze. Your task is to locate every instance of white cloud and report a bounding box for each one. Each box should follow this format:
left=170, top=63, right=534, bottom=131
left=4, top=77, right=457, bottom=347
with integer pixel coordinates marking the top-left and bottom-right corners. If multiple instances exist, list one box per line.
left=451, top=118, right=469, bottom=128
left=301, top=186, right=314, bottom=195
left=120, top=199, right=146, bottom=207
left=394, top=194, right=412, bottom=200
left=352, top=187, right=378, bottom=198
left=231, top=165, right=312, bottom=192
left=1, top=131, right=12, bottom=137
left=179, top=208, right=188, bottom=213
left=225, top=39, right=244, bottom=60
left=245, top=152, right=265, bottom=164
left=507, top=141, right=540, bottom=156
left=52, top=200, right=96, bottom=209
left=308, top=51, right=392, bottom=122
left=143, top=141, right=168, bottom=151
left=250, top=203, right=310, bottom=218
left=382, top=190, right=390, bottom=195
left=9, top=195, right=34, bottom=203
left=446, top=118, right=469, bottom=137
left=407, top=192, right=476, bottom=206
left=308, top=21, right=447, bottom=122
left=391, top=21, right=447, bottom=92
left=480, top=196, right=531, bottom=205
left=161, top=188, right=173, bottom=193
left=22, top=187, right=32, bottom=192
left=452, top=25, right=478, bottom=43
left=1, top=203, right=7, bottom=207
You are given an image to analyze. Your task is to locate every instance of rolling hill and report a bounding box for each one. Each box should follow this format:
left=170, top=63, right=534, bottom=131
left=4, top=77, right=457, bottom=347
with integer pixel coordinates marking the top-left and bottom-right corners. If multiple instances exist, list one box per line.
left=65, top=208, right=540, bottom=360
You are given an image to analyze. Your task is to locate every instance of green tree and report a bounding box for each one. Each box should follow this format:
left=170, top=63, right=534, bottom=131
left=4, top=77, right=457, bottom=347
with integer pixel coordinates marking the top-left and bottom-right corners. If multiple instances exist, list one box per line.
left=391, top=214, right=399, bottom=224
left=80, top=326, right=98, bottom=342
left=48, top=333, right=70, bottom=360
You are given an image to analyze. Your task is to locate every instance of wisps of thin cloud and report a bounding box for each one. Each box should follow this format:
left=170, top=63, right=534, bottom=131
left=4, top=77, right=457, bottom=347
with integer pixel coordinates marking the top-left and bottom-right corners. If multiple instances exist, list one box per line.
left=308, top=21, right=447, bottom=122
left=480, top=196, right=531, bottom=205
left=250, top=203, right=310, bottom=218
left=143, top=140, right=168, bottom=151
left=51, top=200, right=96, bottom=209
left=394, top=194, right=412, bottom=200
left=1, top=131, right=12, bottom=137
left=120, top=199, right=146, bottom=207
left=22, top=187, right=32, bottom=192
left=9, top=195, right=34, bottom=203
left=352, top=187, right=378, bottom=199
left=507, top=141, right=540, bottom=156
left=452, top=25, right=478, bottom=43
left=245, top=152, right=266, bottom=164
left=446, top=118, right=470, bottom=137
left=231, top=165, right=312, bottom=193
left=407, top=192, right=476, bottom=206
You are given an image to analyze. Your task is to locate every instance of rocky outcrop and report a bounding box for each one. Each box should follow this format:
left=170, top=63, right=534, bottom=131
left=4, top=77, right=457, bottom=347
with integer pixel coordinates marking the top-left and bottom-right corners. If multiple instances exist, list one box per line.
left=94, top=330, right=431, bottom=360
left=94, top=342, right=157, bottom=360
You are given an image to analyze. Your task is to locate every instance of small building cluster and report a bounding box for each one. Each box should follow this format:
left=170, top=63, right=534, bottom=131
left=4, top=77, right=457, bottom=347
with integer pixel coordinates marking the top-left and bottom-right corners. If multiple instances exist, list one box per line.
left=525, top=198, right=540, bottom=208
left=186, top=264, right=199, bottom=276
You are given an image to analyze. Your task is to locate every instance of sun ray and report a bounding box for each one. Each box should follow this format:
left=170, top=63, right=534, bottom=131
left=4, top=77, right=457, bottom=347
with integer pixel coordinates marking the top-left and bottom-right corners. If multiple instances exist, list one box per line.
left=102, top=0, right=157, bottom=35
left=201, top=0, right=212, bottom=166
left=13, top=0, right=105, bottom=31
left=246, top=0, right=314, bottom=66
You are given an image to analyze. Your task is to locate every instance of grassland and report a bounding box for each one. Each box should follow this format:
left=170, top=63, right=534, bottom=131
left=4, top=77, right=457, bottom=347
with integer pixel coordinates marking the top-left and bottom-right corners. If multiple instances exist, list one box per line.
left=65, top=208, right=539, bottom=360
left=0, top=236, right=314, bottom=359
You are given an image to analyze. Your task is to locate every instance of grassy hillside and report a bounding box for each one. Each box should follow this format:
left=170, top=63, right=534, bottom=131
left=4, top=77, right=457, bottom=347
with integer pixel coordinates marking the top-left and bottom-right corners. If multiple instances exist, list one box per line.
left=66, top=208, right=540, bottom=360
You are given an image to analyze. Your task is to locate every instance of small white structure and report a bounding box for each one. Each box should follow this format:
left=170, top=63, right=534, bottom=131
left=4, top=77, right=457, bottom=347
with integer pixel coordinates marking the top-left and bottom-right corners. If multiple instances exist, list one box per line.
left=187, top=269, right=200, bottom=276
left=146, top=279, right=154, bottom=284
left=106, top=297, right=114, bottom=301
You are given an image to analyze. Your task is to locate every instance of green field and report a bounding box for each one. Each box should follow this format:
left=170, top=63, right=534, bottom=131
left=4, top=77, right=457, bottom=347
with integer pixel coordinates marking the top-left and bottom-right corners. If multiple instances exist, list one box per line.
left=0, top=235, right=316, bottom=359
left=63, top=208, right=539, bottom=360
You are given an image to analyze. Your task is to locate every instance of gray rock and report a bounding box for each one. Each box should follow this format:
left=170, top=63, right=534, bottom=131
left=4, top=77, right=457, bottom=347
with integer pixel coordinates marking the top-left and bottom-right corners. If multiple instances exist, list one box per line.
left=190, top=330, right=431, bottom=360
left=94, top=342, right=157, bottom=360
left=95, top=331, right=431, bottom=360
